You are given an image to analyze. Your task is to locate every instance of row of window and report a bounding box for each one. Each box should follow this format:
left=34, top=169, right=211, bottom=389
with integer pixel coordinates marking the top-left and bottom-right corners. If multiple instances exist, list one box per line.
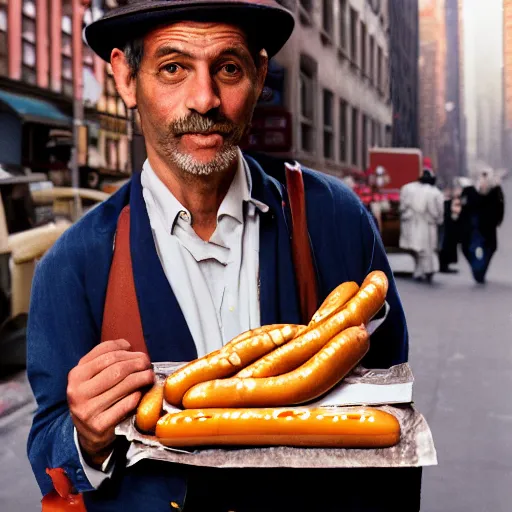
left=0, top=1, right=126, bottom=119
left=297, top=0, right=388, bottom=95
left=300, top=82, right=385, bottom=168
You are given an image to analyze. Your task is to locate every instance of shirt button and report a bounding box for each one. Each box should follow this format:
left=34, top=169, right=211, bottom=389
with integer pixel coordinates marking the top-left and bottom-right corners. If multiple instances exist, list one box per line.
left=179, top=211, right=190, bottom=222
left=229, top=306, right=235, bottom=312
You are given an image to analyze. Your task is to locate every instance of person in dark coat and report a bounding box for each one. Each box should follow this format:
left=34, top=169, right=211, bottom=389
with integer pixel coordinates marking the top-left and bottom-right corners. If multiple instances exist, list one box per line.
left=459, top=168, right=505, bottom=283
left=439, top=188, right=461, bottom=273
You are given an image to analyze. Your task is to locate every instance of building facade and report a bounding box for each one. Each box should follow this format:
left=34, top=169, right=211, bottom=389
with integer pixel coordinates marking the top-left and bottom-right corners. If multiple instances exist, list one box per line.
left=0, top=0, right=132, bottom=188
left=244, top=0, right=393, bottom=179
left=418, top=0, right=447, bottom=176
left=388, top=0, right=419, bottom=149
left=437, top=0, right=466, bottom=181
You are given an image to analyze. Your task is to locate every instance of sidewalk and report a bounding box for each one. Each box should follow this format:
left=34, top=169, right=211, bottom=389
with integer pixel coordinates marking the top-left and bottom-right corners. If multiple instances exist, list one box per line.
left=0, top=371, right=41, bottom=512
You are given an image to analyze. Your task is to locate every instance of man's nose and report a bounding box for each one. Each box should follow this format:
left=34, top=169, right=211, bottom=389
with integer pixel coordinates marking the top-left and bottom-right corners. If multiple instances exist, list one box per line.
left=185, top=70, right=221, bottom=114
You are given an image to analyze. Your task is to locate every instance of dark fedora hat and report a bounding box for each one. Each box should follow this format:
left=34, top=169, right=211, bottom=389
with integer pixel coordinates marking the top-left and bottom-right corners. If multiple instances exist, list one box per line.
left=84, top=0, right=295, bottom=62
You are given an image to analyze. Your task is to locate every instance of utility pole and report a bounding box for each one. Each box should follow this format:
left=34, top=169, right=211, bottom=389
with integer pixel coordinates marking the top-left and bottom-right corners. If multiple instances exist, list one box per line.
left=70, top=0, right=89, bottom=218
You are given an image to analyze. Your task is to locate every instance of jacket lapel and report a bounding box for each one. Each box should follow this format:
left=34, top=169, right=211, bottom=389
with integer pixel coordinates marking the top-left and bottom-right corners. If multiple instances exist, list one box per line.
left=129, top=172, right=198, bottom=363
left=246, top=156, right=302, bottom=327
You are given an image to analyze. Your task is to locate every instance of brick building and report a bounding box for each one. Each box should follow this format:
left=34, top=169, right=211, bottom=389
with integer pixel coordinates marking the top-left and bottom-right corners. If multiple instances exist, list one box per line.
left=0, top=0, right=133, bottom=188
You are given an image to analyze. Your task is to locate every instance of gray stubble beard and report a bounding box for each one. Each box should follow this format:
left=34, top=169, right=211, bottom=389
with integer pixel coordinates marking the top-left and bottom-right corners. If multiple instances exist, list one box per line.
left=159, top=115, right=251, bottom=177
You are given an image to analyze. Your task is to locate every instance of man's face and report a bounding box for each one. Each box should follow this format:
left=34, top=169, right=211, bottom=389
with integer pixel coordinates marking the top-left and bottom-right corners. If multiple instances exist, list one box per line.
left=116, top=22, right=266, bottom=176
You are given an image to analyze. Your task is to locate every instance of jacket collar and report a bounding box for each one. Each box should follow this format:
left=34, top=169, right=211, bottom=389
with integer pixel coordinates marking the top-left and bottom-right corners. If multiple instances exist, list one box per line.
left=127, top=154, right=300, bottom=362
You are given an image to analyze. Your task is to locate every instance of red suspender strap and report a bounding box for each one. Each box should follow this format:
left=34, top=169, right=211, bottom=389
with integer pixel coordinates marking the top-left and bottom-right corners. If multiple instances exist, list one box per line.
left=101, top=205, right=148, bottom=355
left=284, top=162, right=319, bottom=324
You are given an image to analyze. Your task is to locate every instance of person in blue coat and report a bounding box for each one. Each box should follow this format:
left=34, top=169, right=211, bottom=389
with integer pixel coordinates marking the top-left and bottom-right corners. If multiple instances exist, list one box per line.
left=26, top=1, right=419, bottom=510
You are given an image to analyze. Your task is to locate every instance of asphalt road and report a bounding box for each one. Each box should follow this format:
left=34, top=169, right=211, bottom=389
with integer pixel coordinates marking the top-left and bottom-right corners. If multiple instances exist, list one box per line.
left=0, top=178, right=510, bottom=511
left=388, top=175, right=512, bottom=512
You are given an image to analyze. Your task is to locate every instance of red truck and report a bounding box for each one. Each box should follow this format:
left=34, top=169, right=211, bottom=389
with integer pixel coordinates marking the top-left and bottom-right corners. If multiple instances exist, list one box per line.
left=367, top=147, right=423, bottom=249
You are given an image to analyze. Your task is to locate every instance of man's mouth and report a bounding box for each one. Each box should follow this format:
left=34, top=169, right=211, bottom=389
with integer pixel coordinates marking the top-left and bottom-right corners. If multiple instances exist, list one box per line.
left=180, top=132, right=225, bottom=149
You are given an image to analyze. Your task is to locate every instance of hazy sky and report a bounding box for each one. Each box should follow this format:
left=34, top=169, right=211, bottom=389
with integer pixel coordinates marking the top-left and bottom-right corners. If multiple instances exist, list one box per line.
left=463, top=0, right=504, bottom=169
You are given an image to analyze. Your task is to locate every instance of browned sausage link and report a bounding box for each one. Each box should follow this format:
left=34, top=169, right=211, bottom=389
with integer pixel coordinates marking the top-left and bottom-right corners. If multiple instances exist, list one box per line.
left=182, top=325, right=369, bottom=409
left=155, top=406, right=401, bottom=448
left=309, top=281, right=360, bottom=326
left=164, top=324, right=303, bottom=407
left=135, top=379, right=165, bottom=433
left=237, top=271, right=387, bottom=379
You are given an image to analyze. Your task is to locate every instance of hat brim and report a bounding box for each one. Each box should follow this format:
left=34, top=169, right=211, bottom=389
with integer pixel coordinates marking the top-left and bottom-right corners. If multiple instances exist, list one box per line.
left=85, top=2, right=295, bottom=62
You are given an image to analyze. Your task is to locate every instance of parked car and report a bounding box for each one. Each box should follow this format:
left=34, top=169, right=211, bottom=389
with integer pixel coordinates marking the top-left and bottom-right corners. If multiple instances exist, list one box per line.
left=0, top=165, right=108, bottom=375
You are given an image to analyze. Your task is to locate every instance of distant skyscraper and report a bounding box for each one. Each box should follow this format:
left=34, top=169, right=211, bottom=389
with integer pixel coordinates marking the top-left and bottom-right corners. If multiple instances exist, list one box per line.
left=463, top=0, right=503, bottom=172
left=418, top=0, right=447, bottom=176
left=503, top=0, right=512, bottom=168
left=437, top=0, right=466, bottom=181
left=389, top=0, right=420, bottom=148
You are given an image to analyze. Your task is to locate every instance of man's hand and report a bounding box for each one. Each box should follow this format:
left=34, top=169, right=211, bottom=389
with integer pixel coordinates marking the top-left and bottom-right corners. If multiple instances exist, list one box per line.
left=67, top=339, right=154, bottom=467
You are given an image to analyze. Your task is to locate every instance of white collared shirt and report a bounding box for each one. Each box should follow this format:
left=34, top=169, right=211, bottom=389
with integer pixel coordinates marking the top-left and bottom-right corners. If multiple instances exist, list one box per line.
left=141, top=148, right=268, bottom=355
left=77, top=148, right=268, bottom=487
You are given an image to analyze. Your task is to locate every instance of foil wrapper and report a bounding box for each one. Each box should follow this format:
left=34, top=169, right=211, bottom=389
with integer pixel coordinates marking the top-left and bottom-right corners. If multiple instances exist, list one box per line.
left=115, top=362, right=437, bottom=469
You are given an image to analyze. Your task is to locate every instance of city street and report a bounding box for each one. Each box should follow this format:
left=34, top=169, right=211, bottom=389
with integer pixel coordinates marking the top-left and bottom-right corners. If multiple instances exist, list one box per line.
left=0, top=178, right=510, bottom=511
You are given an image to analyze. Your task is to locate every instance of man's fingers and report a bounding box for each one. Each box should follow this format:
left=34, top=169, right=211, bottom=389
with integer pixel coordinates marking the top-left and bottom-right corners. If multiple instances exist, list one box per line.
left=89, top=369, right=155, bottom=415
left=90, top=391, right=143, bottom=437
left=79, top=356, right=152, bottom=399
left=79, top=339, right=132, bottom=365
left=78, top=350, right=149, bottom=382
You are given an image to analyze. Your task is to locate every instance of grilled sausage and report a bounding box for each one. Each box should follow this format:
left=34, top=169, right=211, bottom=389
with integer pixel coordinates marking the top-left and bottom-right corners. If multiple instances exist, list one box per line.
left=237, top=271, right=387, bottom=379
left=309, top=281, right=359, bottom=325
left=182, top=325, right=369, bottom=409
left=135, top=380, right=165, bottom=433
left=164, top=324, right=302, bottom=407
left=155, top=406, right=400, bottom=448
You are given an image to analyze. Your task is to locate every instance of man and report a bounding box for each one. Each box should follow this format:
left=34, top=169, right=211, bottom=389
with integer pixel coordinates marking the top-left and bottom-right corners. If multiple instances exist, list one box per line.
left=399, top=168, right=444, bottom=283
left=27, top=1, right=417, bottom=510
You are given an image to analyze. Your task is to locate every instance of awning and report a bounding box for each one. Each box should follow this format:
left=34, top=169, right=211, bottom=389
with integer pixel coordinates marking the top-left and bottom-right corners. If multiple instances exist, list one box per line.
left=0, top=90, right=72, bottom=127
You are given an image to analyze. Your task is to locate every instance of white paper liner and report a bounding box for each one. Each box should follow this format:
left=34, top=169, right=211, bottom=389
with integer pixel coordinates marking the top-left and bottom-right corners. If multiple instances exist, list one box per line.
left=115, top=362, right=437, bottom=469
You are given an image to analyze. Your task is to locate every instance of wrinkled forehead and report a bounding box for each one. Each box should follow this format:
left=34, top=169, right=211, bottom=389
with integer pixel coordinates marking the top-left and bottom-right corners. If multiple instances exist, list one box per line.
left=143, top=21, right=254, bottom=59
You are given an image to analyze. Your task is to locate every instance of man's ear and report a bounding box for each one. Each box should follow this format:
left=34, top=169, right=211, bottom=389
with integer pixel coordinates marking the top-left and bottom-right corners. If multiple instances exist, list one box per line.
left=255, top=48, right=269, bottom=99
left=110, top=48, right=137, bottom=109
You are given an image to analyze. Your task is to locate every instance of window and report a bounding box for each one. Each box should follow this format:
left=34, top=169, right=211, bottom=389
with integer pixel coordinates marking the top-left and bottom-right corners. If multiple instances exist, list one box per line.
left=299, top=55, right=316, bottom=154
left=360, top=22, right=367, bottom=76
left=369, top=35, right=375, bottom=85
left=362, top=114, right=368, bottom=169
left=338, top=0, right=347, bottom=50
left=383, top=55, right=388, bottom=97
left=62, top=0, right=73, bottom=96
left=0, top=0, right=7, bottom=75
left=322, top=0, right=333, bottom=39
left=22, top=1, right=37, bottom=85
left=349, top=8, right=358, bottom=65
left=323, top=89, right=334, bottom=160
left=299, top=0, right=313, bottom=25
left=339, top=99, right=347, bottom=163
left=374, top=121, right=381, bottom=147
left=377, top=46, right=383, bottom=92
left=103, top=64, right=127, bottom=118
left=351, top=107, right=359, bottom=166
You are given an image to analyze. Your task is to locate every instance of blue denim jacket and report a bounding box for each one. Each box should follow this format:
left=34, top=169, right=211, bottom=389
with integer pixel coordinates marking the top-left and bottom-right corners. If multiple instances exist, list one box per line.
left=26, top=155, right=409, bottom=511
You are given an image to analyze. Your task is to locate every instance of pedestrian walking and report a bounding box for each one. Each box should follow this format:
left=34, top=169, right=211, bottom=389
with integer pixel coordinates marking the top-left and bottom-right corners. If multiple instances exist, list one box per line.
left=25, top=2, right=419, bottom=511
left=399, top=169, right=444, bottom=282
left=459, top=168, right=505, bottom=283
left=439, top=187, right=461, bottom=273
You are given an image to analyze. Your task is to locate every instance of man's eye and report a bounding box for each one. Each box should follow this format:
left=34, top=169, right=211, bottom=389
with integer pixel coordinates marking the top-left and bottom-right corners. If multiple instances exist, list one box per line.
left=222, top=64, right=240, bottom=75
left=163, top=63, right=180, bottom=74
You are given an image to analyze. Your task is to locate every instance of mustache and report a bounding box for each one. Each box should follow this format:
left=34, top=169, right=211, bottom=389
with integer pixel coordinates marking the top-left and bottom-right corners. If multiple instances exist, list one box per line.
left=169, top=113, right=238, bottom=136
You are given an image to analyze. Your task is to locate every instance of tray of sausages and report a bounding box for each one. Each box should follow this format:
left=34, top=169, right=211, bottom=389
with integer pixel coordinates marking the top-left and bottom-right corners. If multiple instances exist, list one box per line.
left=115, top=271, right=437, bottom=468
